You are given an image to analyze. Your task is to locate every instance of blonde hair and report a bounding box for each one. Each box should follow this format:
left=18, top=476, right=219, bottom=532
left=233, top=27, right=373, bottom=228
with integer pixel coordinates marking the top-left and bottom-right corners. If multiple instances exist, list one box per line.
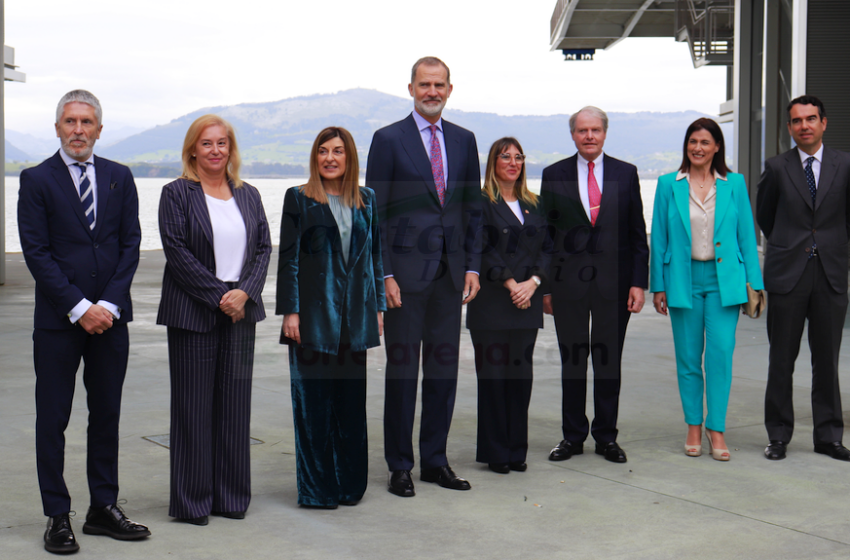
left=482, top=137, right=537, bottom=206
left=181, top=114, right=243, bottom=188
left=301, top=127, right=363, bottom=209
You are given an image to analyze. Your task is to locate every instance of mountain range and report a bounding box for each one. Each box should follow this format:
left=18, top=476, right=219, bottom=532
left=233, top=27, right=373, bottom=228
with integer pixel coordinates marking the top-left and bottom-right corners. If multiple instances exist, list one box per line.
left=6, top=88, right=725, bottom=177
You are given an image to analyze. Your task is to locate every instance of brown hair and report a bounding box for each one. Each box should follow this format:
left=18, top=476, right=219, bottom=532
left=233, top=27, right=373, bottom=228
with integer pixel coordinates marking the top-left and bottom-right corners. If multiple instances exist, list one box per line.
left=181, top=114, right=243, bottom=188
left=678, top=117, right=730, bottom=176
left=482, top=137, right=537, bottom=206
left=302, top=126, right=363, bottom=209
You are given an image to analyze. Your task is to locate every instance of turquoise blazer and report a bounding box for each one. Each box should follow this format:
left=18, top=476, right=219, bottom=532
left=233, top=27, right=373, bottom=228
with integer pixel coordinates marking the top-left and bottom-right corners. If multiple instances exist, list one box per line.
left=650, top=171, right=764, bottom=308
left=276, top=186, right=386, bottom=354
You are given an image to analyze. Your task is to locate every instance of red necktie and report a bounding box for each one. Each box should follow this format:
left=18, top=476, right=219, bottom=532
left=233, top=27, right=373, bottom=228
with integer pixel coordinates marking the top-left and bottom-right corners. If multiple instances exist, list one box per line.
left=587, top=161, right=601, bottom=226
left=429, top=125, right=446, bottom=206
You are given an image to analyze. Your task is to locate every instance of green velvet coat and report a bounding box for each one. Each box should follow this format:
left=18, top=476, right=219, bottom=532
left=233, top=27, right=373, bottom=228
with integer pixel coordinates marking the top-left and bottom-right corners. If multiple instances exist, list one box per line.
left=276, top=186, right=386, bottom=354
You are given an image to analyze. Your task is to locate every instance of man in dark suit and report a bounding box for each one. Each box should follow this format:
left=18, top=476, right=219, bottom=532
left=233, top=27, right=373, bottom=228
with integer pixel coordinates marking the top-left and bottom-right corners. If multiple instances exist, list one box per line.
left=540, top=106, right=649, bottom=464
left=18, top=90, right=149, bottom=554
left=366, top=56, right=482, bottom=497
left=756, top=95, right=850, bottom=462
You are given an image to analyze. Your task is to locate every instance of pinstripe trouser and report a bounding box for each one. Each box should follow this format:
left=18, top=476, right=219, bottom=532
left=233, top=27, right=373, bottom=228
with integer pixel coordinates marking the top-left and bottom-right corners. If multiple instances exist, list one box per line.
left=166, top=314, right=255, bottom=519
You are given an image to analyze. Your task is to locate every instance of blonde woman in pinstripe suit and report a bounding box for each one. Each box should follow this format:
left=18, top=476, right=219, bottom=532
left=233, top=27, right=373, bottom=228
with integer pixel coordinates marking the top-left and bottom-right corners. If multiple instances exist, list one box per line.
left=157, top=115, right=271, bottom=525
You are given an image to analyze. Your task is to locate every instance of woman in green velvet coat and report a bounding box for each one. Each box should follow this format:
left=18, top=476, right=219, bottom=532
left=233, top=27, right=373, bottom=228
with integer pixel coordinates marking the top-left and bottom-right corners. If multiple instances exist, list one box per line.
left=276, top=126, right=386, bottom=508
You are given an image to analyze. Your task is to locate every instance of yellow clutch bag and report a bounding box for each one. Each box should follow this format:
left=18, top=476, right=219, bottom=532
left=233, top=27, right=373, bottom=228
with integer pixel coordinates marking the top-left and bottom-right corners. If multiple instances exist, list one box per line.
left=742, top=283, right=766, bottom=319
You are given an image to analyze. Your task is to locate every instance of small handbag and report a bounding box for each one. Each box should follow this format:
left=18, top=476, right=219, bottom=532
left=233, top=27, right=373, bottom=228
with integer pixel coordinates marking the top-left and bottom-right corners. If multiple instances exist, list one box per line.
left=742, top=283, right=766, bottom=318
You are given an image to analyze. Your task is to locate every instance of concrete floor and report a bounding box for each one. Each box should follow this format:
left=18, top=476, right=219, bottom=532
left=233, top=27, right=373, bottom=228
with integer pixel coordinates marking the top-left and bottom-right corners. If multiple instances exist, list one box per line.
left=1, top=249, right=849, bottom=560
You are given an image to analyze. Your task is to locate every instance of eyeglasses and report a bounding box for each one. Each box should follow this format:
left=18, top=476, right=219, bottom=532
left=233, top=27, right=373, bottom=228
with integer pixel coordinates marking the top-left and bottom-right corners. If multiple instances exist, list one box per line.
left=497, top=153, right=526, bottom=163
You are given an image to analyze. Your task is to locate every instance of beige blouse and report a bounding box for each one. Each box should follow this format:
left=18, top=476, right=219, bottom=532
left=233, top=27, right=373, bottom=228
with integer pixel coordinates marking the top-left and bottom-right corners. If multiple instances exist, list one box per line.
left=676, top=170, right=725, bottom=261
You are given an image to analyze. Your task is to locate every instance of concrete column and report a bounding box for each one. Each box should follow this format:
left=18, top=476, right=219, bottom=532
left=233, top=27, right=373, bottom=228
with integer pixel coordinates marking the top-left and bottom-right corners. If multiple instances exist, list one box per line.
left=733, top=0, right=764, bottom=241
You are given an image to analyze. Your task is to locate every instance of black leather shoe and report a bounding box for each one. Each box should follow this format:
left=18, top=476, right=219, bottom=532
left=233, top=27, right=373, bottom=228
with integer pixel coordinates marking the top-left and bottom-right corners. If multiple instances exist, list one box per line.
left=509, top=461, right=528, bottom=472
left=548, top=440, right=583, bottom=461
left=595, top=441, right=627, bottom=463
left=211, top=510, right=245, bottom=519
left=178, top=516, right=209, bottom=525
left=488, top=463, right=510, bottom=474
left=814, top=441, right=850, bottom=461
left=388, top=470, right=415, bottom=497
left=44, top=513, right=79, bottom=554
left=765, top=440, right=787, bottom=460
left=82, top=504, right=150, bottom=540
left=420, top=465, right=471, bottom=490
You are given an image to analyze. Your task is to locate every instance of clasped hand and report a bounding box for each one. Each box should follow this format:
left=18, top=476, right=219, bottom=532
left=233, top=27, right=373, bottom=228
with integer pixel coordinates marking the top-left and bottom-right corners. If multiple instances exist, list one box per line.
left=220, top=289, right=248, bottom=323
left=79, top=304, right=114, bottom=334
left=504, top=278, right=537, bottom=310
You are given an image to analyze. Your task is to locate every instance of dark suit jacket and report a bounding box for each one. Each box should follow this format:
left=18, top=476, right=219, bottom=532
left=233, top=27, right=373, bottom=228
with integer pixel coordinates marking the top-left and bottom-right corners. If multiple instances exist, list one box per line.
left=366, top=113, right=482, bottom=293
left=757, top=146, right=850, bottom=294
left=540, top=153, right=649, bottom=300
left=157, top=178, right=271, bottom=332
left=466, top=194, right=552, bottom=330
left=18, top=152, right=141, bottom=329
left=276, top=186, right=386, bottom=354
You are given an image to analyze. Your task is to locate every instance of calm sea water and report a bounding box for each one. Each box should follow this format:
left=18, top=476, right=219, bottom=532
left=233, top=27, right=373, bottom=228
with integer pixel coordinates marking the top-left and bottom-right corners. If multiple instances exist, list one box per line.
left=4, top=176, right=658, bottom=253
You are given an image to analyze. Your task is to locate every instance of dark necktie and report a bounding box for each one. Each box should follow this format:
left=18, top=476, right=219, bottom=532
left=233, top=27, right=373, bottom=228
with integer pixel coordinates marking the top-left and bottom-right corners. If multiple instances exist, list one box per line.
left=429, top=125, right=446, bottom=206
left=805, top=156, right=816, bottom=258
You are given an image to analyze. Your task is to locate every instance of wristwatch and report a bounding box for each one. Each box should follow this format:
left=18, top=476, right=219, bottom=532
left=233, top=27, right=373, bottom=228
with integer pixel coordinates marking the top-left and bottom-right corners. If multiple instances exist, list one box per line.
left=531, top=276, right=541, bottom=287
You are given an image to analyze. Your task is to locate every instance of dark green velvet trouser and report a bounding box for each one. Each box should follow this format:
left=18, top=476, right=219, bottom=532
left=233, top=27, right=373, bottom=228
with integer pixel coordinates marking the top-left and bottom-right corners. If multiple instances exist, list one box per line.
left=288, top=329, right=368, bottom=507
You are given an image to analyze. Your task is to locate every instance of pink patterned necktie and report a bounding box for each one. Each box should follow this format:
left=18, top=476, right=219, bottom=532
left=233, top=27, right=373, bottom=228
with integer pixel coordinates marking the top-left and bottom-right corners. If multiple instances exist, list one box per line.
left=429, top=125, right=446, bottom=206
left=587, top=161, right=601, bottom=226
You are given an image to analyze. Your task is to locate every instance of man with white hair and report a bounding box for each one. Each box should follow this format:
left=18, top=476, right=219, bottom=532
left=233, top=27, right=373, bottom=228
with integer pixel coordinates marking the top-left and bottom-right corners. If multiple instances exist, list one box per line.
left=540, top=106, right=649, bottom=464
left=18, top=89, right=148, bottom=553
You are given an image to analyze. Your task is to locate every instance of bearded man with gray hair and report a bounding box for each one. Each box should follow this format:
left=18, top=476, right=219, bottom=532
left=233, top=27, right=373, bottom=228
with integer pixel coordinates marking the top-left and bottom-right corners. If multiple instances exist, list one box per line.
left=18, top=89, right=149, bottom=554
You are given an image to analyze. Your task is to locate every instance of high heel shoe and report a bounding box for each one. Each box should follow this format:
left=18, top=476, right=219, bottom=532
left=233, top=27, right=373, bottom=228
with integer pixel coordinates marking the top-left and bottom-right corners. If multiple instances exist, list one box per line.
left=684, top=442, right=702, bottom=457
left=705, top=429, right=730, bottom=461
left=684, top=426, right=702, bottom=457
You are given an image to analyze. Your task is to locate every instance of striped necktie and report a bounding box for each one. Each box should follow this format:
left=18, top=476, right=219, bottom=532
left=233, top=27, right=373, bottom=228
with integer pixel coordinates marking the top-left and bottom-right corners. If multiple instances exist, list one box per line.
left=75, top=162, right=95, bottom=230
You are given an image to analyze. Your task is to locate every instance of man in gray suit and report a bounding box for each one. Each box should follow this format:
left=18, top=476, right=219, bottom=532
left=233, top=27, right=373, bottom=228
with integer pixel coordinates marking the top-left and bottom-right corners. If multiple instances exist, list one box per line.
left=757, top=95, right=850, bottom=461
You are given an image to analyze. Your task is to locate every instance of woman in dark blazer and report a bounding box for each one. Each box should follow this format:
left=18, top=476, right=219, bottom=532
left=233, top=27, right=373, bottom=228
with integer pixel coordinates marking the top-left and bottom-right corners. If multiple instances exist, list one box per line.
left=467, top=137, right=552, bottom=474
left=650, top=118, right=763, bottom=461
left=276, top=126, right=385, bottom=508
left=157, top=114, right=271, bottom=524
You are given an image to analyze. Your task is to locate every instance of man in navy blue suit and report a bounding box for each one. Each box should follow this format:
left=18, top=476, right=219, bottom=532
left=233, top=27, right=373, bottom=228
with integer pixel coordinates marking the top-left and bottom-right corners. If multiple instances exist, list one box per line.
left=540, top=106, right=649, bottom=465
left=18, top=90, right=149, bottom=554
left=366, top=57, right=482, bottom=497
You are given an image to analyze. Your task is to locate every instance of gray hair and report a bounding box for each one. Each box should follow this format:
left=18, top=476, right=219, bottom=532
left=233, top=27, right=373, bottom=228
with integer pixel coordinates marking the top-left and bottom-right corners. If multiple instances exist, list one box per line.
left=410, top=56, right=451, bottom=85
left=55, top=89, right=103, bottom=125
left=569, top=106, right=608, bottom=133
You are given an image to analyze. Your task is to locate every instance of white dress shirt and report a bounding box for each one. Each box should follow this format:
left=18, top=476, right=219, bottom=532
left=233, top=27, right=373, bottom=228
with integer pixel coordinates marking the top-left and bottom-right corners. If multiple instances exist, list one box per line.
left=59, top=150, right=121, bottom=323
left=577, top=152, right=604, bottom=221
left=797, top=144, right=824, bottom=187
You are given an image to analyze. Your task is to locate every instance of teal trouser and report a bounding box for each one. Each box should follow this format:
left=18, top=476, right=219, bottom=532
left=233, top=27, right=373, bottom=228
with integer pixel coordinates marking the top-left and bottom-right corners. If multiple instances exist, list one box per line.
left=668, top=259, right=740, bottom=432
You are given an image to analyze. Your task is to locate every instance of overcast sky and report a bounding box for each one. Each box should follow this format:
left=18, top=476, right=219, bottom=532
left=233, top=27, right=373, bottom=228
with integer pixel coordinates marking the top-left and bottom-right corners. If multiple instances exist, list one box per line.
left=4, top=0, right=727, bottom=139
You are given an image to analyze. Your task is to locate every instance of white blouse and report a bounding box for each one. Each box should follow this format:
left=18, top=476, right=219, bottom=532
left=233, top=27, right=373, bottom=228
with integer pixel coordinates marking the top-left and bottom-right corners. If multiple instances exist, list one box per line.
left=205, top=194, right=247, bottom=282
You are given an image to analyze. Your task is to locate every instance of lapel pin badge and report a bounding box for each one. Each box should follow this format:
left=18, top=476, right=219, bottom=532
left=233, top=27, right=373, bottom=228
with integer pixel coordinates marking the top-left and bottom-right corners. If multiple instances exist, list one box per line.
left=110, top=182, right=118, bottom=190
left=524, top=209, right=529, bottom=214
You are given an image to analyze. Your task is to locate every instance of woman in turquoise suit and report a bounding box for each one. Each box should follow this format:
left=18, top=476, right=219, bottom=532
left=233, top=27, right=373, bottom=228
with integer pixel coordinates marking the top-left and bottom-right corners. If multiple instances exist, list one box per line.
left=276, top=126, right=385, bottom=507
left=650, top=118, right=763, bottom=461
